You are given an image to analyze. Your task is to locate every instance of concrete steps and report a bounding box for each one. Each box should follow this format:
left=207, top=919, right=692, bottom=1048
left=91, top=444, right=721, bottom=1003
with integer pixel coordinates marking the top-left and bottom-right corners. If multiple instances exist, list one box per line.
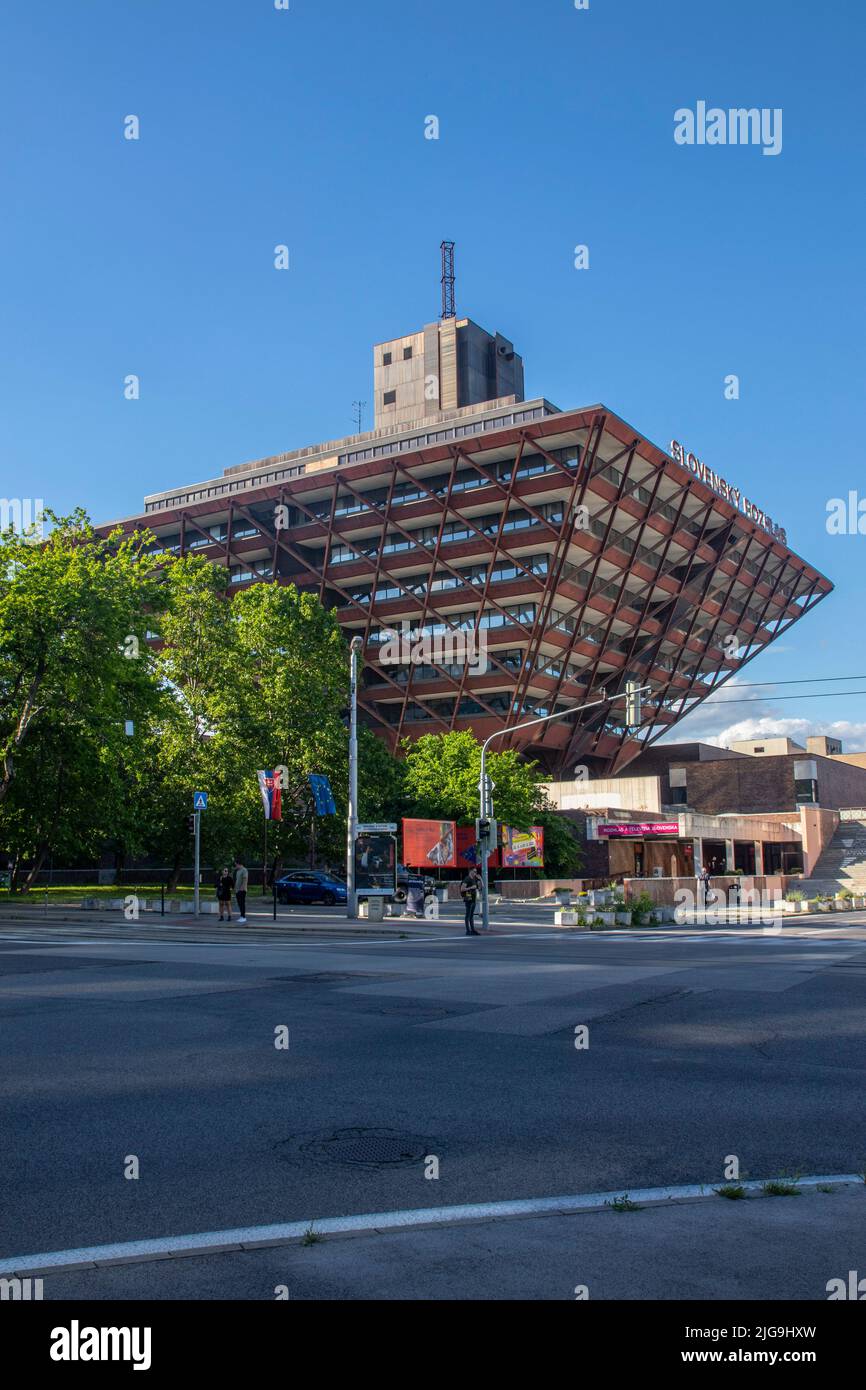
left=805, top=817, right=866, bottom=895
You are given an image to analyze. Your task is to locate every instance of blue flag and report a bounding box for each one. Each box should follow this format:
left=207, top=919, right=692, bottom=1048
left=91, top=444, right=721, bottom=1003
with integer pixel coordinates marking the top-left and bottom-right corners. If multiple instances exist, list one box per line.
left=308, top=774, right=337, bottom=816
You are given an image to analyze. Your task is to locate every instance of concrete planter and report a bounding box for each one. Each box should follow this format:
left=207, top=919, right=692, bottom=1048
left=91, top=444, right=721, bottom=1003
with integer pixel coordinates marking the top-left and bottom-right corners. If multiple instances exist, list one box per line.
left=635, top=913, right=651, bottom=926
left=597, top=910, right=616, bottom=927
left=614, top=911, right=632, bottom=927
left=587, top=890, right=612, bottom=908
left=556, top=890, right=573, bottom=907
left=833, top=899, right=848, bottom=911
left=554, top=910, right=588, bottom=930
left=816, top=900, right=832, bottom=912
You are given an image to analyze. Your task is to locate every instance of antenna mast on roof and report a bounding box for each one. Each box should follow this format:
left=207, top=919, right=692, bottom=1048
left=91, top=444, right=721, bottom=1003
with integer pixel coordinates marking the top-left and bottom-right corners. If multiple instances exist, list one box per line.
left=440, top=240, right=456, bottom=319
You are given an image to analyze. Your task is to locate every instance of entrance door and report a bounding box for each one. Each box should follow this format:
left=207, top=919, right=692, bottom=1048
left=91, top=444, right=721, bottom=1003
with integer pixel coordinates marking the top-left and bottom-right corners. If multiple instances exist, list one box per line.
left=734, top=841, right=755, bottom=875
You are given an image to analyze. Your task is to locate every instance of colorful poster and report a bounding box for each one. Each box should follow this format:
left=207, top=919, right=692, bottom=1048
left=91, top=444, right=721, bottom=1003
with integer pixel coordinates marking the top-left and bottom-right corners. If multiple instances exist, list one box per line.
left=256, top=770, right=283, bottom=821
left=456, top=825, right=500, bottom=869
left=501, top=826, right=545, bottom=868
left=402, top=818, right=457, bottom=868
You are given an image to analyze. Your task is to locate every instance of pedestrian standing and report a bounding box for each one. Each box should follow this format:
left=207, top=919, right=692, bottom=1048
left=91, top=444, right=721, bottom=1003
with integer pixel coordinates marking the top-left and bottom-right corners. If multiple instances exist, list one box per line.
left=460, top=867, right=480, bottom=935
left=216, top=867, right=233, bottom=922
left=699, top=865, right=712, bottom=907
left=234, top=858, right=249, bottom=924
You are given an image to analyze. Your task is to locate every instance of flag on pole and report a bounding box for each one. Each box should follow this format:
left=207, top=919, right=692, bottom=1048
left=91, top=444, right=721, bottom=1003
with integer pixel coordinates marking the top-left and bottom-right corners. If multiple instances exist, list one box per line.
left=257, top=770, right=283, bottom=821
left=308, top=773, right=337, bottom=815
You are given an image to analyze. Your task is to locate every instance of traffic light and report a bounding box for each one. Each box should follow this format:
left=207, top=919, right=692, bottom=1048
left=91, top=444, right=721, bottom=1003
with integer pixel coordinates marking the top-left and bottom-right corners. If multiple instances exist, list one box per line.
left=624, top=679, right=642, bottom=726
left=187, top=814, right=197, bottom=836
left=475, top=818, right=498, bottom=848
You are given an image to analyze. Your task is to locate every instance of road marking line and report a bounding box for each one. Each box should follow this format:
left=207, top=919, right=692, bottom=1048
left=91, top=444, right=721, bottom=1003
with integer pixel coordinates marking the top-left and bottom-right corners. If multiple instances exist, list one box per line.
left=0, top=1174, right=860, bottom=1277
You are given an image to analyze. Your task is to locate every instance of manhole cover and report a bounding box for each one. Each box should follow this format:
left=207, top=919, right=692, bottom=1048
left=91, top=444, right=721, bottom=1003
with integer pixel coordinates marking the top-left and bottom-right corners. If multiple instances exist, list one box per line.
left=276, top=1127, right=432, bottom=1168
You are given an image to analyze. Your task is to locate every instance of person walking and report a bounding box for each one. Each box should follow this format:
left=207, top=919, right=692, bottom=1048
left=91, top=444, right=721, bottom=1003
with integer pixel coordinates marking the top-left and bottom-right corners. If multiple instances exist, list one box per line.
left=216, top=867, right=233, bottom=922
left=234, top=858, right=249, bottom=925
left=460, top=867, right=480, bottom=935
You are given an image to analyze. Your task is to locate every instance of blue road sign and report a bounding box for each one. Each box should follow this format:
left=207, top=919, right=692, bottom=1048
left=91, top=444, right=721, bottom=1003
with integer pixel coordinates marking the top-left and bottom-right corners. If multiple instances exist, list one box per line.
left=193, top=791, right=208, bottom=811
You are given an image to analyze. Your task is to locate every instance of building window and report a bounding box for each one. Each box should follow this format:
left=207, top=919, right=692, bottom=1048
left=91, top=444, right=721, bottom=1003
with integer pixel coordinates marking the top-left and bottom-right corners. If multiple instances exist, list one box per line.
left=383, top=390, right=396, bottom=406
left=383, top=352, right=392, bottom=366
left=403, top=346, right=413, bottom=360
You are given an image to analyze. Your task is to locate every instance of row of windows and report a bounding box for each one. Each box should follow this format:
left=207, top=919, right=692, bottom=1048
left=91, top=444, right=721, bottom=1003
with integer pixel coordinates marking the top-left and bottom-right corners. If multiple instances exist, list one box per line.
left=337, top=405, right=552, bottom=466
left=342, top=553, right=551, bottom=606
left=377, top=694, right=576, bottom=725
left=327, top=501, right=566, bottom=567
left=303, top=447, right=579, bottom=523
left=229, top=560, right=273, bottom=584
left=381, top=345, right=413, bottom=367
left=145, top=465, right=304, bottom=515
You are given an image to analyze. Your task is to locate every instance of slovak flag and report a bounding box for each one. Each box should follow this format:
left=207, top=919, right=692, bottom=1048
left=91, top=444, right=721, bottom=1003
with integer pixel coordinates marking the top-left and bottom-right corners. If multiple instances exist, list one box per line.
left=256, top=770, right=283, bottom=821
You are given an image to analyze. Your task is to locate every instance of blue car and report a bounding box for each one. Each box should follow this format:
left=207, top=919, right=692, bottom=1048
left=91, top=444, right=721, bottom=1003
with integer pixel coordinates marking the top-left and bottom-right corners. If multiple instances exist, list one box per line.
left=275, top=871, right=347, bottom=906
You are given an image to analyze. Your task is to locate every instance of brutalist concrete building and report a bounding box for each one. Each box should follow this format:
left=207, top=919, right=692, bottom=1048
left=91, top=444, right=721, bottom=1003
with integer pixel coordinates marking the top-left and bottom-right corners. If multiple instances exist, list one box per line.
left=100, top=313, right=832, bottom=777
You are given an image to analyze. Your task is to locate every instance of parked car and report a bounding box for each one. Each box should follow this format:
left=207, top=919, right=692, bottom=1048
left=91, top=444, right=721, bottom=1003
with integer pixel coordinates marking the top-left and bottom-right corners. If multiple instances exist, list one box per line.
left=275, top=870, right=348, bottom=906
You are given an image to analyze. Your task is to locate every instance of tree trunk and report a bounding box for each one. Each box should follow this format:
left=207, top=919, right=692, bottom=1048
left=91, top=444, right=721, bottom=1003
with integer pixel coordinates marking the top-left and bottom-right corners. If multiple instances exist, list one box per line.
left=21, top=842, right=49, bottom=893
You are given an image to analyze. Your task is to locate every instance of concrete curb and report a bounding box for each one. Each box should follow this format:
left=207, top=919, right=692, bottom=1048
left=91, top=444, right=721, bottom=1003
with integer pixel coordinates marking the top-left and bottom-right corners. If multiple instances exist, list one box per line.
left=1, top=1174, right=861, bottom=1278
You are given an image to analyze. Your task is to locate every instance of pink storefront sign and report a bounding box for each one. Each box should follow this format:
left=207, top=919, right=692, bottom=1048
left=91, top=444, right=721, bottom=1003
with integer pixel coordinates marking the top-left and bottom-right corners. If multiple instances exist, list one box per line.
left=597, top=822, right=680, bottom=837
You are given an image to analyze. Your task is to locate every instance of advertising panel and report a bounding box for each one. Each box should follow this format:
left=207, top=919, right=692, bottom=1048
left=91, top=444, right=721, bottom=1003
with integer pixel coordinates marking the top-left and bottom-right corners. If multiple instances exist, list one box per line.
left=456, top=825, right=500, bottom=870
left=501, top=825, right=545, bottom=868
left=402, top=818, right=457, bottom=868
left=354, top=831, right=397, bottom=895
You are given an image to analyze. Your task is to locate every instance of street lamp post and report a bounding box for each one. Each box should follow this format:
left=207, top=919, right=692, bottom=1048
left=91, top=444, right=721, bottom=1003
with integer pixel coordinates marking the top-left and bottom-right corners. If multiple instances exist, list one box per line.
left=346, top=635, right=363, bottom=918
left=477, top=683, right=650, bottom=932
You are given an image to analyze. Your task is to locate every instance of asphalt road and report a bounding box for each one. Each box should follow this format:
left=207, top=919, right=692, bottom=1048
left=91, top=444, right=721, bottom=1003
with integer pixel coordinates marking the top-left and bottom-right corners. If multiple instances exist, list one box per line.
left=3, top=907, right=866, bottom=1298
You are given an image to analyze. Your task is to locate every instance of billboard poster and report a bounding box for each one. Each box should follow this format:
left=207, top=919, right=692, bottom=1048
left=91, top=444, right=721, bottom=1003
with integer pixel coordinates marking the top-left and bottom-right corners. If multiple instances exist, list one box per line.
left=456, top=825, right=500, bottom=870
left=501, top=826, right=545, bottom=868
left=354, top=831, right=397, bottom=894
left=402, top=818, right=457, bottom=868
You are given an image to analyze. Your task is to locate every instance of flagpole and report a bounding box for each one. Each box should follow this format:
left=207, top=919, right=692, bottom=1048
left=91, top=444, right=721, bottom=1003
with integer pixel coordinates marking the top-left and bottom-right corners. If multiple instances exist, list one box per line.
left=263, top=815, right=268, bottom=896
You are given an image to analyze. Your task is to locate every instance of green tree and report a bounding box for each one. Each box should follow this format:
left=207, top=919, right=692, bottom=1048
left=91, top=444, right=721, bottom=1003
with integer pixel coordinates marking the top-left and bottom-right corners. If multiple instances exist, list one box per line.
left=219, top=582, right=350, bottom=874
left=143, top=556, right=240, bottom=888
left=0, top=511, right=164, bottom=883
left=400, top=729, right=540, bottom=826
left=399, top=729, right=582, bottom=876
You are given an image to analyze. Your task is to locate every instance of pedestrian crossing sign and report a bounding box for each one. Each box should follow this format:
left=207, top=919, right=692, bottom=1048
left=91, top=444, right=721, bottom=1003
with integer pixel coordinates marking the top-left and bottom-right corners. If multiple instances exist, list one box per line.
left=193, top=791, right=208, bottom=810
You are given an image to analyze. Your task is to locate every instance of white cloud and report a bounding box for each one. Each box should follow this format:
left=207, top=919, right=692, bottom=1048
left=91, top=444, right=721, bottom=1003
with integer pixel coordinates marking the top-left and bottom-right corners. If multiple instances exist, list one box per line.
left=658, top=685, right=866, bottom=751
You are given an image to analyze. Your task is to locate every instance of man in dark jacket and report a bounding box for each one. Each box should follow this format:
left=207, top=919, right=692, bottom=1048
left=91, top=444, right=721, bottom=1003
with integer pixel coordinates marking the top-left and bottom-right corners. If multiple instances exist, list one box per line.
left=461, top=868, right=481, bottom=935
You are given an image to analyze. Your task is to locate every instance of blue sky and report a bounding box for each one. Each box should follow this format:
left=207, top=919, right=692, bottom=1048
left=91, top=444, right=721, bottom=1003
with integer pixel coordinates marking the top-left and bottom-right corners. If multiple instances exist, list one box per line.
left=2, top=0, right=864, bottom=746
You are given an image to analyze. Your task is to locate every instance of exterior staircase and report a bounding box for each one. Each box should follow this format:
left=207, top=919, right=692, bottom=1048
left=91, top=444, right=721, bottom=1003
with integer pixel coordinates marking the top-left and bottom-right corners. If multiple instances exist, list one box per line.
left=804, top=816, right=866, bottom=896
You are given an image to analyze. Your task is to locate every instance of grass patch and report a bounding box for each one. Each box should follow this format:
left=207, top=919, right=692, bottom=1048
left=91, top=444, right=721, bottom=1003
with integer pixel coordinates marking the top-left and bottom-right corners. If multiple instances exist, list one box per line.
left=0, top=884, right=197, bottom=901
left=762, top=1179, right=801, bottom=1197
left=300, top=1223, right=323, bottom=1246
left=714, top=1184, right=747, bottom=1200
left=817, top=1184, right=835, bottom=1194
left=606, top=1193, right=643, bottom=1212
